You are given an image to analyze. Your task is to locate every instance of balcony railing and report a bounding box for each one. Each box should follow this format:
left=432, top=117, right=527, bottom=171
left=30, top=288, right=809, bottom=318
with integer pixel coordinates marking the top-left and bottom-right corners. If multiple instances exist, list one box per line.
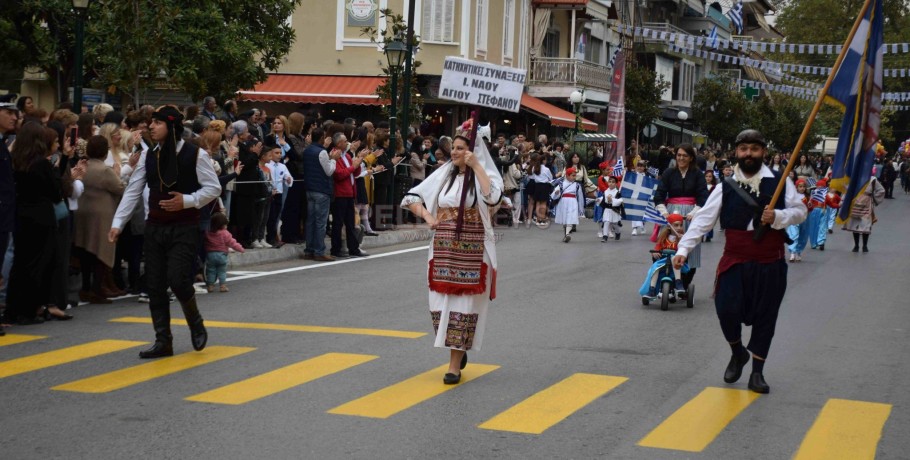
left=528, top=57, right=613, bottom=92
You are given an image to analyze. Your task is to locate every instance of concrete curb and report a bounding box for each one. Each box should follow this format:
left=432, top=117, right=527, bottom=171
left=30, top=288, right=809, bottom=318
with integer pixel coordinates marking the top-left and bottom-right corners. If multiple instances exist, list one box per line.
left=228, top=226, right=434, bottom=268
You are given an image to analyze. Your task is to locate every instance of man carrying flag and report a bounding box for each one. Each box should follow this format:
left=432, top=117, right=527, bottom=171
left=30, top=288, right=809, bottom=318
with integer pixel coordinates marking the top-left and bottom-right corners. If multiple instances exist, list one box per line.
left=673, top=129, right=807, bottom=394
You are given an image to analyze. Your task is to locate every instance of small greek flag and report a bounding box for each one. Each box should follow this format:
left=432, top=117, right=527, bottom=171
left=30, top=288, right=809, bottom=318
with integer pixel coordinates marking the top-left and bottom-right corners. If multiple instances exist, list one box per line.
left=612, top=156, right=625, bottom=176
left=643, top=203, right=668, bottom=226
left=708, top=25, right=718, bottom=49
left=647, top=166, right=660, bottom=177
left=728, top=1, right=743, bottom=35
left=811, top=186, right=828, bottom=204
left=806, top=177, right=817, bottom=188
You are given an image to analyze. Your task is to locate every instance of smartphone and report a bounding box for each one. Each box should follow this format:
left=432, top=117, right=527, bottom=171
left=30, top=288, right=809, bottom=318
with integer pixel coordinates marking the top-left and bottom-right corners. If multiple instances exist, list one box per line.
left=69, top=127, right=78, bottom=147
left=233, top=158, right=239, bottom=169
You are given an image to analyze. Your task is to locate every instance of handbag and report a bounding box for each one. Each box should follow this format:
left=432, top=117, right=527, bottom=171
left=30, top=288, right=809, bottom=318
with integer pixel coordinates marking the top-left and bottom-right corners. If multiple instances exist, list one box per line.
left=53, top=201, right=68, bottom=221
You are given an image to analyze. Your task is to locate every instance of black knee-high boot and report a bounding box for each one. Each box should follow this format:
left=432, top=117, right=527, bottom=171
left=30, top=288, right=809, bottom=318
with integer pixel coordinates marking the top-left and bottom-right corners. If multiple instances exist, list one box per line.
left=862, top=233, right=869, bottom=252
left=139, top=305, right=174, bottom=359
left=853, top=232, right=860, bottom=251
left=180, top=296, right=208, bottom=351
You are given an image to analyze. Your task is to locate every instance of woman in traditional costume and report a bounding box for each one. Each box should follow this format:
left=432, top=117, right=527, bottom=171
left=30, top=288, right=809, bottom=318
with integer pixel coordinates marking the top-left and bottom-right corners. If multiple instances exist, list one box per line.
left=402, top=127, right=503, bottom=385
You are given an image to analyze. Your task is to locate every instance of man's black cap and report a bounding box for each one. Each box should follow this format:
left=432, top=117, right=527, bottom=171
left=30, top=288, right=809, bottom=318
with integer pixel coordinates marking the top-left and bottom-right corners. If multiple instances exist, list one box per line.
left=734, top=129, right=767, bottom=147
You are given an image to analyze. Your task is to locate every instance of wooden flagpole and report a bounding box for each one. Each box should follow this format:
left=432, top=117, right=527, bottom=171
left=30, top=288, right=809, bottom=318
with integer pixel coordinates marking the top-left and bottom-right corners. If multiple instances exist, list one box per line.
left=766, top=0, right=874, bottom=210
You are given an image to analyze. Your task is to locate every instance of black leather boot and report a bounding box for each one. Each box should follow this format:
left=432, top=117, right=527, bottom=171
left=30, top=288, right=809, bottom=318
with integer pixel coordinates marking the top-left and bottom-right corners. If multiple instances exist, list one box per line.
left=139, top=309, right=173, bottom=359
left=748, top=372, right=770, bottom=394
left=180, top=296, right=208, bottom=351
left=723, top=349, right=750, bottom=383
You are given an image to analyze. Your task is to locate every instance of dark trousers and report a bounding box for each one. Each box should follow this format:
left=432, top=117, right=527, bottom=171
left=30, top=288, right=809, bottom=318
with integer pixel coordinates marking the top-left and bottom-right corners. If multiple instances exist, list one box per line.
left=266, top=192, right=284, bottom=244
left=144, top=223, right=198, bottom=343
left=0, top=230, right=8, bottom=271
left=281, top=185, right=306, bottom=243
left=714, top=259, right=787, bottom=359
left=883, top=181, right=894, bottom=198
left=50, top=216, right=72, bottom=308
left=331, top=197, right=359, bottom=255
left=5, top=220, right=55, bottom=321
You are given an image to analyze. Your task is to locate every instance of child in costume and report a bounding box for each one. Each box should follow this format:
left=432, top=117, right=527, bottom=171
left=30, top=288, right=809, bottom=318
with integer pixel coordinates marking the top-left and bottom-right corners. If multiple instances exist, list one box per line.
left=597, top=175, right=624, bottom=242
left=651, top=213, right=686, bottom=290
left=593, top=163, right=609, bottom=235
left=551, top=167, right=585, bottom=243
left=807, top=178, right=829, bottom=250
left=786, top=179, right=810, bottom=262
left=825, top=188, right=842, bottom=234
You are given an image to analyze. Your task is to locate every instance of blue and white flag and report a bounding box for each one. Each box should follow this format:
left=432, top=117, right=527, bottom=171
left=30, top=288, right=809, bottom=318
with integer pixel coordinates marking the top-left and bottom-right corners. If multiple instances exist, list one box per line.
left=825, top=0, right=884, bottom=223
left=806, top=177, right=818, bottom=188
left=612, top=156, right=625, bottom=176
left=647, top=166, right=660, bottom=177
left=728, top=1, right=744, bottom=35
left=708, top=25, right=718, bottom=49
left=811, top=186, right=829, bottom=204
left=620, top=171, right=659, bottom=222
left=643, top=202, right=668, bottom=226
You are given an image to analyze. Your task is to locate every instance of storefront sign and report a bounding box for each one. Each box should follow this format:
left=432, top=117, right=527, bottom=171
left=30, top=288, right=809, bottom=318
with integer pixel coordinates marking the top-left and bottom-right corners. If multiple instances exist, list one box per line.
left=439, top=57, right=526, bottom=112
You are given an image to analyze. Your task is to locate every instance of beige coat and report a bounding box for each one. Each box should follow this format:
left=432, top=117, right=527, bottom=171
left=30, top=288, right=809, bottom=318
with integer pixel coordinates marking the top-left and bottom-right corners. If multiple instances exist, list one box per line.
left=74, top=159, right=124, bottom=267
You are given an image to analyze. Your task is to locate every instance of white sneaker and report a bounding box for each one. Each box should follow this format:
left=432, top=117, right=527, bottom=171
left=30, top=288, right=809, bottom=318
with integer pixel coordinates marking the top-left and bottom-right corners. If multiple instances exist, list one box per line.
left=597, top=231, right=603, bottom=238
left=260, top=240, right=273, bottom=248
left=789, top=253, right=796, bottom=262
left=194, top=285, right=208, bottom=295
left=252, top=240, right=263, bottom=248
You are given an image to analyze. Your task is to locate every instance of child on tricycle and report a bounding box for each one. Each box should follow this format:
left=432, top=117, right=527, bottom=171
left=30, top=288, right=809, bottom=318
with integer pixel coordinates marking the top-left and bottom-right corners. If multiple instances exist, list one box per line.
left=639, top=213, right=694, bottom=310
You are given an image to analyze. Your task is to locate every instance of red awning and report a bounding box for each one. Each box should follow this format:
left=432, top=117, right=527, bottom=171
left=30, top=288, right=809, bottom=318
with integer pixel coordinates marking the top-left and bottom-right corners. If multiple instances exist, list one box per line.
left=238, top=75, right=386, bottom=105
left=520, top=94, right=597, bottom=131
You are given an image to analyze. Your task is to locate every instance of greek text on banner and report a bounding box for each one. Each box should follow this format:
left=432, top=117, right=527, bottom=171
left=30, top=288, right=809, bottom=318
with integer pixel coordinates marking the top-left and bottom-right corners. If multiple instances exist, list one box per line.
left=439, top=57, right=526, bottom=113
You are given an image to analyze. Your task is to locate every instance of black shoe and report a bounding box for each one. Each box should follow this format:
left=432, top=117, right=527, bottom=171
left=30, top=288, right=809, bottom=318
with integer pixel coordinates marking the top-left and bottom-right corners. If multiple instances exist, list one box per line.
left=364, top=231, right=379, bottom=237
left=17, top=316, right=45, bottom=325
left=828, top=229, right=833, bottom=234
left=748, top=372, right=770, bottom=394
left=862, top=246, right=869, bottom=253
left=460, top=353, right=468, bottom=370
left=723, top=350, right=750, bottom=383
left=818, top=244, right=824, bottom=251
left=852, top=246, right=859, bottom=253
left=563, top=234, right=571, bottom=243
left=443, top=372, right=461, bottom=385
left=139, top=341, right=174, bottom=359
left=350, top=250, right=369, bottom=257
left=615, top=233, right=621, bottom=240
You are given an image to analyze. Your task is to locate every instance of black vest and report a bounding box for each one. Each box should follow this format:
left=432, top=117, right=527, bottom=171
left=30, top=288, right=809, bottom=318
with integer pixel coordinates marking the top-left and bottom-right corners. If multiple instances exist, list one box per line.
left=146, top=142, right=201, bottom=224
left=720, top=172, right=786, bottom=231
left=302, top=143, right=333, bottom=195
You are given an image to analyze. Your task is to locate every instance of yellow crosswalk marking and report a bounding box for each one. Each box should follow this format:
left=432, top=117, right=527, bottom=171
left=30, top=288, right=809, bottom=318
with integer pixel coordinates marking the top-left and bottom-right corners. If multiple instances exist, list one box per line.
left=0, top=334, right=46, bottom=347
left=793, top=399, right=892, bottom=460
left=328, top=364, right=500, bottom=419
left=186, top=353, right=378, bottom=405
left=478, top=373, right=628, bottom=434
left=0, top=340, right=147, bottom=379
left=109, top=316, right=425, bottom=339
left=638, top=387, right=760, bottom=452
left=52, top=346, right=254, bottom=393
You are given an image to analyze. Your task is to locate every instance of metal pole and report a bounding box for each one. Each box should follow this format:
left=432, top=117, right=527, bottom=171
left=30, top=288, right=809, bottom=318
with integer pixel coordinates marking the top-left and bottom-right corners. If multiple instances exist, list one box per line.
left=388, top=68, right=399, bottom=226
left=401, top=0, right=416, bottom=138
left=73, top=11, right=86, bottom=113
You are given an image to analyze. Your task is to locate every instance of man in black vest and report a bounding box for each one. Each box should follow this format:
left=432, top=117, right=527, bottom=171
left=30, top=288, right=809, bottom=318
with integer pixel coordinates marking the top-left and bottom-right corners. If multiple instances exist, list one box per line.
left=110, top=106, right=222, bottom=358
left=673, top=129, right=807, bottom=394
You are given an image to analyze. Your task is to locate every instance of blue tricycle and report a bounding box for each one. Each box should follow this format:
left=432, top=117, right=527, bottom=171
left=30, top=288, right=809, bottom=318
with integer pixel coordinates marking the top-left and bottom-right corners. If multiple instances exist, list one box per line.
left=639, top=249, right=694, bottom=311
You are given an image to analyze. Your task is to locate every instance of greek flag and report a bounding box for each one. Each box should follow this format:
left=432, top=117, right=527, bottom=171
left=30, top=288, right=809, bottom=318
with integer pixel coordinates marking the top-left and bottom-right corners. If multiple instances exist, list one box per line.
left=620, top=171, right=659, bottom=222
left=825, top=0, right=884, bottom=224
left=811, top=186, right=828, bottom=204
left=708, top=25, right=718, bottom=49
left=643, top=203, right=668, bottom=226
left=612, top=156, right=625, bottom=176
left=806, top=177, right=817, bottom=188
left=728, top=1, right=744, bottom=35
left=647, top=166, right=660, bottom=177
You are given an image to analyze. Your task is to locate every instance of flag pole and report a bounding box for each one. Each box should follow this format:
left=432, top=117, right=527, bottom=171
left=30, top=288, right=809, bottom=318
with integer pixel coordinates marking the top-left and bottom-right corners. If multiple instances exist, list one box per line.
left=766, top=0, right=874, bottom=210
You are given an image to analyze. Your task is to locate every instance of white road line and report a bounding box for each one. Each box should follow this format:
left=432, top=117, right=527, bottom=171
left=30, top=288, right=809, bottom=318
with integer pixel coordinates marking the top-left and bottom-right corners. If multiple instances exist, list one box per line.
left=224, top=245, right=430, bottom=283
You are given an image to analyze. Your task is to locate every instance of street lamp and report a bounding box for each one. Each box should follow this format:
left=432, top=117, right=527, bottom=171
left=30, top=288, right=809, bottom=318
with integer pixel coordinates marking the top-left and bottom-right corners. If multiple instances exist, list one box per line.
left=569, top=89, right=586, bottom=134
left=384, top=37, right=407, bottom=227
left=677, top=110, right=688, bottom=145
left=72, top=0, right=91, bottom=114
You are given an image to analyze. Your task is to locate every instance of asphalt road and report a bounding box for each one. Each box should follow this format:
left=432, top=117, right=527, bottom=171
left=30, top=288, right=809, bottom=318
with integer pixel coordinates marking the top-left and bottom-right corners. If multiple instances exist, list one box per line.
left=2, top=192, right=908, bottom=459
